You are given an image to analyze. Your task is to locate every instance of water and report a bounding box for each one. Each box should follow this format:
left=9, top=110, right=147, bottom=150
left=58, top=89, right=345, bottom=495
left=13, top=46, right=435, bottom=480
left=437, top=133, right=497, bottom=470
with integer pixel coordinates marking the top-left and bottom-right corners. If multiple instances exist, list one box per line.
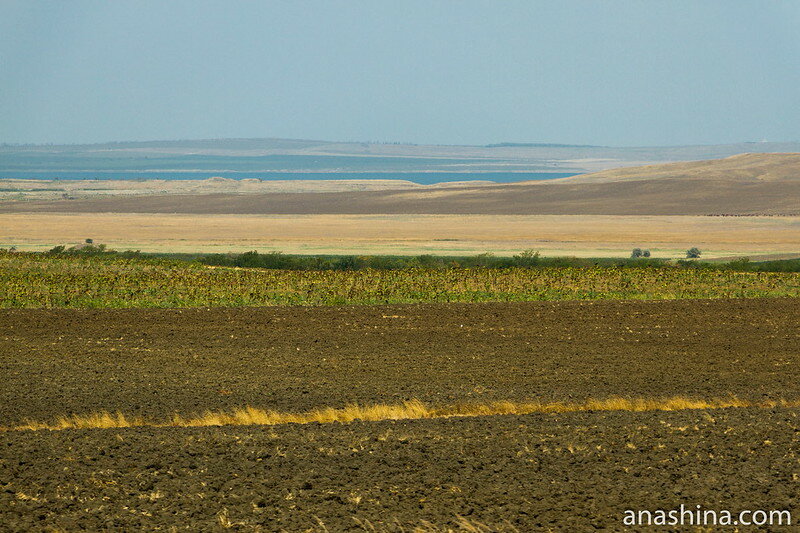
left=0, top=153, right=580, bottom=184
left=0, top=171, right=577, bottom=185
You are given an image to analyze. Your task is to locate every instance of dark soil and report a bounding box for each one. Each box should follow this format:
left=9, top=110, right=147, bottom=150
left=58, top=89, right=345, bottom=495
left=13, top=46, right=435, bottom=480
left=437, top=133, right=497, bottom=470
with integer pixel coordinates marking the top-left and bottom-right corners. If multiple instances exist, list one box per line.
left=2, top=298, right=800, bottom=531
left=2, top=409, right=799, bottom=531
left=1, top=299, right=799, bottom=425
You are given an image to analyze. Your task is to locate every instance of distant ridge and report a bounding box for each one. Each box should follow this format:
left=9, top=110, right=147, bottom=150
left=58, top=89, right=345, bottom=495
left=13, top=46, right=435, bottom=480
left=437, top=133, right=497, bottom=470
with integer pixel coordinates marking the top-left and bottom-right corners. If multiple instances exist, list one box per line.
left=553, top=153, right=800, bottom=184
left=484, top=142, right=605, bottom=148
left=2, top=153, right=798, bottom=216
left=3, top=138, right=800, bottom=181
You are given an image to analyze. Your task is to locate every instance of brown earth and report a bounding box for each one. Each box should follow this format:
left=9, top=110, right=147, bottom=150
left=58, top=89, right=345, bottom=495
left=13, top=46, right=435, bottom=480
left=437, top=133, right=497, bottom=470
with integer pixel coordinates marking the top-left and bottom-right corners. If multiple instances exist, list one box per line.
left=2, top=409, right=799, bottom=531
left=1, top=153, right=798, bottom=216
left=1, top=299, right=799, bottom=425
left=3, top=298, right=800, bottom=531
left=0, top=177, right=495, bottom=202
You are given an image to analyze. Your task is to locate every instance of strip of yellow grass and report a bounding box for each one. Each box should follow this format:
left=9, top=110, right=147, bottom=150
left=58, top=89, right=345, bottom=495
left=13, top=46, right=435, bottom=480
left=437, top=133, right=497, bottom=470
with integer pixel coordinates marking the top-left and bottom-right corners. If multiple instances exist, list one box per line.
left=4, top=213, right=800, bottom=258
left=8, top=396, right=800, bottom=432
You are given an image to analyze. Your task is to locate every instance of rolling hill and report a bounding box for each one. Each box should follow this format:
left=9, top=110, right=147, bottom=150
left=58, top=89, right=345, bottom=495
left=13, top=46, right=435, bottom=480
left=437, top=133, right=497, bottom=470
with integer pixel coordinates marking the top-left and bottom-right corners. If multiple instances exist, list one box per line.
left=1, top=153, right=797, bottom=216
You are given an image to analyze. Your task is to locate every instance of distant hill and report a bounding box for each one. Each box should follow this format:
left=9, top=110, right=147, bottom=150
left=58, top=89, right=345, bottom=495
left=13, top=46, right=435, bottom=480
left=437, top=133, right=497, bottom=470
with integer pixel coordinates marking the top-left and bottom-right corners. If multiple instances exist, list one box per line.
left=2, top=153, right=798, bottom=216
left=483, top=142, right=604, bottom=148
left=3, top=138, right=800, bottom=177
left=554, top=153, right=800, bottom=184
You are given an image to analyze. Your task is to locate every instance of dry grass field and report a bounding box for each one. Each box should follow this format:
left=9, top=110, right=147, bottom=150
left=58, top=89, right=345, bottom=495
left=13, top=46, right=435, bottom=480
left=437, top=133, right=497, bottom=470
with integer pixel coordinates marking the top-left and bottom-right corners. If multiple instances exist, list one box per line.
left=554, top=152, right=800, bottom=183
left=2, top=154, right=797, bottom=258
left=2, top=213, right=799, bottom=258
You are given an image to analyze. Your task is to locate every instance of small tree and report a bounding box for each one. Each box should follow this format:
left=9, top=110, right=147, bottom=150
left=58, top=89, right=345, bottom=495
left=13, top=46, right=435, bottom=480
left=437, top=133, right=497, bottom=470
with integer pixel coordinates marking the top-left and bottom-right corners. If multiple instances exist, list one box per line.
left=236, top=250, right=262, bottom=268
left=631, top=248, right=643, bottom=258
left=686, top=247, right=702, bottom=259
left=513, top=249, right=540, bottom=267
left=85, top=238, right=93, bottom=244
left=642, top=250, right=651, bottom=258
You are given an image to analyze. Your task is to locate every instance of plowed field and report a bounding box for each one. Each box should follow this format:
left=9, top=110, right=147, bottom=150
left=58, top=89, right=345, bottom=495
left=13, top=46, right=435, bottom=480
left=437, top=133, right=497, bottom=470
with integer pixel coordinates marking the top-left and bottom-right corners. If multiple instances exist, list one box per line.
left=2, top=298, right=799, bottom=530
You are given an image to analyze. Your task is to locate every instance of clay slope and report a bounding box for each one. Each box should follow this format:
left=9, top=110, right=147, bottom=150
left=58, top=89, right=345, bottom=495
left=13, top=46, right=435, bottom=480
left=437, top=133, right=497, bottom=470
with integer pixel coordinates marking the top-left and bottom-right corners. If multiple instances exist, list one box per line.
left=1, top=153, right=798, bottom=215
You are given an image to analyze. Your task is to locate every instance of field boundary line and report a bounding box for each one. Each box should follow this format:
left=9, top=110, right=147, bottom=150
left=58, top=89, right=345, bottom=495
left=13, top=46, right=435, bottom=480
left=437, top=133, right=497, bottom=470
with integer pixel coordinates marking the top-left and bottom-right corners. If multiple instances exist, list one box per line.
left=5, top=396, right=800, bottom=432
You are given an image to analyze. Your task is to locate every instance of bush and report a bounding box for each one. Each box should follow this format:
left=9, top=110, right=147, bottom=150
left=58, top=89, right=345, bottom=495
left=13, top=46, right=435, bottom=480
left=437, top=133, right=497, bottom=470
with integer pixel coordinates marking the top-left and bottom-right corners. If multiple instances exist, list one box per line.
left=513, top=249, right=541, bottom=267
left=72, top=243, right=107, bottom=254
left=471, top=252, right=496, bottom=268
left=686, top=247, right=702, bottom=259
left=726, top=257, right=750, bottom=270
left=333, top=255, right=367, bottom=271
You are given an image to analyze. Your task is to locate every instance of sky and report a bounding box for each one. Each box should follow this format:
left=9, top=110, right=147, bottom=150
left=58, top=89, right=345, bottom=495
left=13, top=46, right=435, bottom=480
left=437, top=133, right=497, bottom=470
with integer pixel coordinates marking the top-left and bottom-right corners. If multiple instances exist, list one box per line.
left=1, top=0, right=799, bottom=146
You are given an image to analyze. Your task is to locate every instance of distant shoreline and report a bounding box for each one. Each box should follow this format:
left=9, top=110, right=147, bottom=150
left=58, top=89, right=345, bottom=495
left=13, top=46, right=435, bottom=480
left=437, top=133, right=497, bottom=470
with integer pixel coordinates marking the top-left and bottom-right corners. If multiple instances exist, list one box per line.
left=0, top=171, right=577, bottom=184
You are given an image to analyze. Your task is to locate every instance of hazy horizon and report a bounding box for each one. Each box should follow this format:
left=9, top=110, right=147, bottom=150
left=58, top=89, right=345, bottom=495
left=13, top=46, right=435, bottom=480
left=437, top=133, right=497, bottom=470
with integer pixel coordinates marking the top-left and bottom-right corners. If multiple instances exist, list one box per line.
left=2, top=1, right=799, bottom=146
left=3, top=136, right=800, bottom=150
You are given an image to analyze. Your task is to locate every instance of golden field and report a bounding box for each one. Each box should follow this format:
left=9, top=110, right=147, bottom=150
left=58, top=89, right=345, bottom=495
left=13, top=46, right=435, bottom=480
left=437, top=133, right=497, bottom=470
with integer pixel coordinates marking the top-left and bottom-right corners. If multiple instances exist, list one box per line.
left=1, top=212, right=798, bottom=258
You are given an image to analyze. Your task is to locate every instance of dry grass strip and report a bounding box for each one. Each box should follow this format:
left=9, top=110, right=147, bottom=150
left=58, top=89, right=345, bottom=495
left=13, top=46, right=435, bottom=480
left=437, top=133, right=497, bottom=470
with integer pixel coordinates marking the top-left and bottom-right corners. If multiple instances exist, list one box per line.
left=7, top=396, right=800, bottom=432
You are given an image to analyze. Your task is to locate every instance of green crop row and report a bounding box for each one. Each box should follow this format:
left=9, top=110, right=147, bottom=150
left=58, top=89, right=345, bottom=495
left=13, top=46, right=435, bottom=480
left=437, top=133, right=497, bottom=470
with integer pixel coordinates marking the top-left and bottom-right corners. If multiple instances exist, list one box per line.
left=1, top=251, right=799, bottom=309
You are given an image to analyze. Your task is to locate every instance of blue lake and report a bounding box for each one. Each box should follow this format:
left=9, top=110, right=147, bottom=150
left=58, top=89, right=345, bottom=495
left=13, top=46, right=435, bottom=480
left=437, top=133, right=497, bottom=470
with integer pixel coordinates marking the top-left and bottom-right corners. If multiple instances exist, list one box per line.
left=0, top=171, right=577, bottom=185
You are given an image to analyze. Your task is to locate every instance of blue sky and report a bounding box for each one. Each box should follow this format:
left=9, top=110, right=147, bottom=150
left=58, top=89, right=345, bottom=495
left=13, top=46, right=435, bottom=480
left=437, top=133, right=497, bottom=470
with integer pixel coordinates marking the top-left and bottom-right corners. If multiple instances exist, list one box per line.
left=1, top=0, right=799, bottom=146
